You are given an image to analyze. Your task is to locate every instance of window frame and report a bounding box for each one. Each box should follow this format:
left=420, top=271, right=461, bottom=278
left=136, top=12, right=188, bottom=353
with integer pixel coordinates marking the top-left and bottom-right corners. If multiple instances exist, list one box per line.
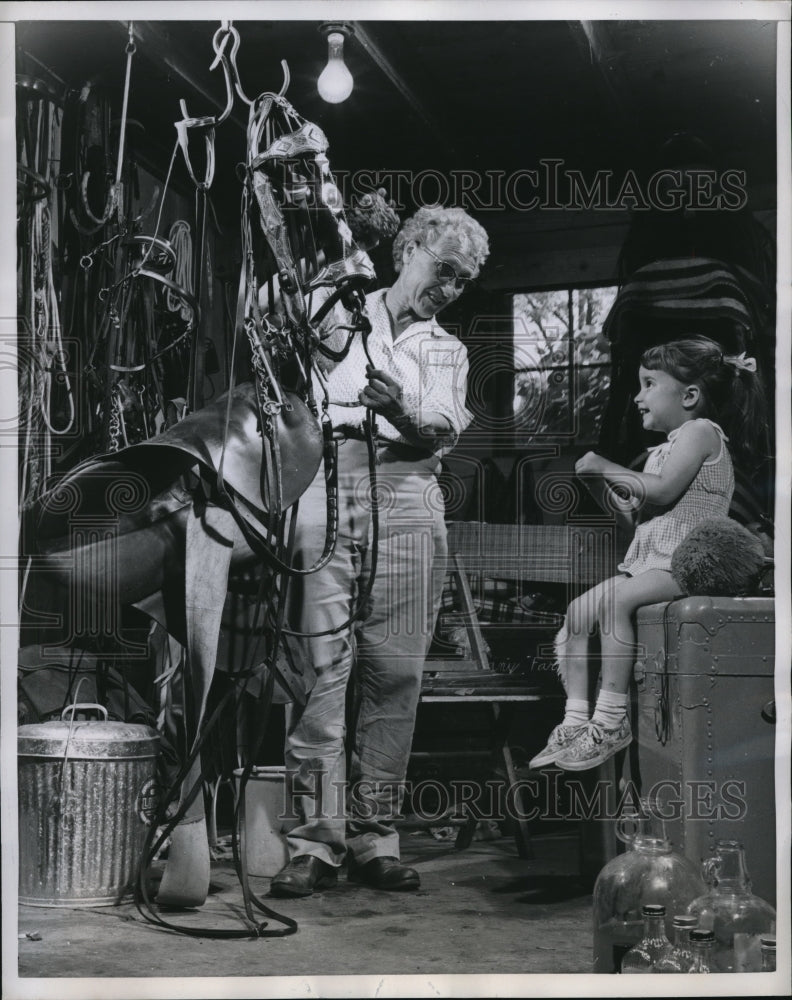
left=511, top=283, right=619, bottom=448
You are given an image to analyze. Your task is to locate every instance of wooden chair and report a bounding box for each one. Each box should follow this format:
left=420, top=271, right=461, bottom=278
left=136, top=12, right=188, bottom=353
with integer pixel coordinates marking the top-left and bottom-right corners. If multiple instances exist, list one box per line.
left=418, top=552, right=543, bottom=855
left=419, top=521, right=623, bottom=859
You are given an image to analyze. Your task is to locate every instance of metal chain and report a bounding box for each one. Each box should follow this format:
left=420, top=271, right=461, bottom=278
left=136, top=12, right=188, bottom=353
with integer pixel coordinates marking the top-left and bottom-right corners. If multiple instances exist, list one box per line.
left=108, top=384, right=122, bottom=452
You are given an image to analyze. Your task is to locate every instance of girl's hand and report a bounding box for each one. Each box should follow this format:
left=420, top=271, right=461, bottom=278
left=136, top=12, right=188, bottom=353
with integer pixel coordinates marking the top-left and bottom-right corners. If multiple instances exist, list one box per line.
left=359, top=366, right=406, bottom=421
left=577, top=422, right=719, bottom=507
left=575, top=451, right=607, bottom=475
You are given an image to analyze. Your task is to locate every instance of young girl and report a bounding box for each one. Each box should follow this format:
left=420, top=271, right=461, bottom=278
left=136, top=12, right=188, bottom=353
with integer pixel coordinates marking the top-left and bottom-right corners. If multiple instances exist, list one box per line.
left=530, top=335, right=767, bottom=771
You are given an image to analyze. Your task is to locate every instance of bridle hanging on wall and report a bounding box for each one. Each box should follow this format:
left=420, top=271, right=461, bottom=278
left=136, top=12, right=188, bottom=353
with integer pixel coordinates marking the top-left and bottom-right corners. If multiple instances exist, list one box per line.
left=49, top=21, right=199, bottom=463
left=17, top=74, right=76, bottom=510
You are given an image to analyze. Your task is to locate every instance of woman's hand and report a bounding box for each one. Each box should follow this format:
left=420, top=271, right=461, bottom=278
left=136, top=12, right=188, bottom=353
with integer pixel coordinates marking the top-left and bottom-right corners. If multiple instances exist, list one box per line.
left=359, top=365, right=406, bottom=422
left=359, top=364, right=454, bottom=451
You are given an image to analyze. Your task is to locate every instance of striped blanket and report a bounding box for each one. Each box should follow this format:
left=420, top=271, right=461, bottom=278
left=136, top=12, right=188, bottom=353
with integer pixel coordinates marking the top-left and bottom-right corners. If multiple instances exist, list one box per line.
left=603, top=256, right=768, bottom=339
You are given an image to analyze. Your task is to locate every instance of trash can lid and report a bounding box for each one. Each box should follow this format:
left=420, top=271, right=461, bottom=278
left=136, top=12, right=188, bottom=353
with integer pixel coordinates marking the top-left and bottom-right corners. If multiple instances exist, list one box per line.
left=18, top=719, right=160, bottom=760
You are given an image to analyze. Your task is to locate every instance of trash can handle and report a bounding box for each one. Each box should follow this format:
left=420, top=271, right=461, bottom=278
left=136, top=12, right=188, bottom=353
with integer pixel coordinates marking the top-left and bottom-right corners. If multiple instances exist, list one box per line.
left=61, top=703, right=109, bottom=722
left=57, top=697, right=109, bottom=807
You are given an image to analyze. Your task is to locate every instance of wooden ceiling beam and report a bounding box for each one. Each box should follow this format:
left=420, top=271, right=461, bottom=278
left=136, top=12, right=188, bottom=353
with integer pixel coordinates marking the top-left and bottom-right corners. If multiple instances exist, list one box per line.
left=348, top=22, right=458, bottom=159
left=566, top=20, right=633, bottom=126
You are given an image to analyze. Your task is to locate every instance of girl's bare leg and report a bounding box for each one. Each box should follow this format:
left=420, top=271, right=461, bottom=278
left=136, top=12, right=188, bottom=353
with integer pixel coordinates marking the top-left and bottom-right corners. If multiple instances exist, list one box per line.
left=597, top=569, right=679, bottom=694
left=554, top=570, right=681, bottom=771
left=555, top=576, right=624, bottom=698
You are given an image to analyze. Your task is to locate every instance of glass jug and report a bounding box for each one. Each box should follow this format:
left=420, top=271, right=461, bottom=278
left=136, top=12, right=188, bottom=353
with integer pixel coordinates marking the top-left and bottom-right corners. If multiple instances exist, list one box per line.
left=686, top=839, right=776, bottom=972
left=593, top=796, right=706, bottom=973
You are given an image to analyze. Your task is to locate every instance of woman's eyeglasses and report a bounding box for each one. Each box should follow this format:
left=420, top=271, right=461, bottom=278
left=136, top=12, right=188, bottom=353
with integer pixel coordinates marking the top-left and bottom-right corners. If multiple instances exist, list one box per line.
left=418, top=244, right=476, bottom=290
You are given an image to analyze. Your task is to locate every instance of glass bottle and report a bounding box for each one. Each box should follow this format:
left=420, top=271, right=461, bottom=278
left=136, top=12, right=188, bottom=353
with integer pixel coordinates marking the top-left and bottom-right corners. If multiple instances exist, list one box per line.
left=688, top=929, right=716, bottom=972
left=760, top=935, right=776, bottom=972
left=654, top=913, right=699, bottom=973
left=592, top=797, right=706, bottom=973
left=621, top=904, right=671, bottom=973
left=686, top=839, right=776, bottom=972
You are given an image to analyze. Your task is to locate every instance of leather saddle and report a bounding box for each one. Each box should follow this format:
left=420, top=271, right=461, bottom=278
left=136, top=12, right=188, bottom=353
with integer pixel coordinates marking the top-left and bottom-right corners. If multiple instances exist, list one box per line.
left=34, top=382, right=324, bottom=548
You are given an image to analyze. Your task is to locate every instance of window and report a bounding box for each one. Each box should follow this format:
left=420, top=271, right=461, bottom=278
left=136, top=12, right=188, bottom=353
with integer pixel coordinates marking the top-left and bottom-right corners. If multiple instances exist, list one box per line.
left=512, top=287, right=618, bottom=447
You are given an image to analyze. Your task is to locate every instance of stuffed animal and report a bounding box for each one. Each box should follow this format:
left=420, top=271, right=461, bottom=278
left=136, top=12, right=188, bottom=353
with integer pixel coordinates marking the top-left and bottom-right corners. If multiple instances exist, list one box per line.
left=346, top=188, right=400, bottom=251
left=671, top=516, right=769, bottom=596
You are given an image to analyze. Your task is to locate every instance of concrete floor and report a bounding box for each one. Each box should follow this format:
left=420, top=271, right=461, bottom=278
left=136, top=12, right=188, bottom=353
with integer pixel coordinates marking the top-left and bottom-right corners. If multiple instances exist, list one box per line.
left=15, top=827, right=596, bottom=993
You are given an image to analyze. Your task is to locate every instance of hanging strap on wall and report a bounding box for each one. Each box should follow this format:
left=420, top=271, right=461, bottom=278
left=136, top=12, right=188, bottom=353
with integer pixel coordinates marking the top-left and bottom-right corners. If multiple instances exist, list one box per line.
left=17, top=73, right=76, bottom=509
left=166, top=220, right=194, bottom=322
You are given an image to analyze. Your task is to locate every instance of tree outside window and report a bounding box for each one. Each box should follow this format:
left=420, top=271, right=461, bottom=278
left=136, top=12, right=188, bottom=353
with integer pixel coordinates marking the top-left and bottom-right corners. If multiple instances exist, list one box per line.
left=513, top=287, right=618, bottom=447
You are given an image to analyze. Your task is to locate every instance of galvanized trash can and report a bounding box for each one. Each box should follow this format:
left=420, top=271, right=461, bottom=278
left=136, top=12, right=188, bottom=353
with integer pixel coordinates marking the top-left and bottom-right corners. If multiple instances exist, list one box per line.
left=18, top=703, right=160, bottom=907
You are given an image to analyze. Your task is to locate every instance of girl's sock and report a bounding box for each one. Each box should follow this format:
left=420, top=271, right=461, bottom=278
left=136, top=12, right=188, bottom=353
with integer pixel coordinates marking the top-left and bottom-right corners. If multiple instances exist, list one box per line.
left=591, top=690, right=628, bottom=729
left=562, top=699, right=590, bottom=727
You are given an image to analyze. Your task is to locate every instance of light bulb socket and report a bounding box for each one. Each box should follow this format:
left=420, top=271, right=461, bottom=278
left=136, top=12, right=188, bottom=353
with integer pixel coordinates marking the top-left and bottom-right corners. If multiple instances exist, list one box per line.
left=319, top=22, right=353, bottom=40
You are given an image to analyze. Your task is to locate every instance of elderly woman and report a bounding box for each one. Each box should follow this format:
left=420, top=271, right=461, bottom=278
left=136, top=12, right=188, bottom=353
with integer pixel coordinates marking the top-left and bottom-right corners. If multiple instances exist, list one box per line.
left=272, top=206, right=490, bottom=897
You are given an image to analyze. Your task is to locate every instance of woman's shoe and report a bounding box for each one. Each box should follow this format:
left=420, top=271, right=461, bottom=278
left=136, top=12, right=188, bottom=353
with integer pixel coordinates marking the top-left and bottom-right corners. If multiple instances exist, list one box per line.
left=270, top=855, right=338, bottom=897
left=347, top=856, right=420, bottom=891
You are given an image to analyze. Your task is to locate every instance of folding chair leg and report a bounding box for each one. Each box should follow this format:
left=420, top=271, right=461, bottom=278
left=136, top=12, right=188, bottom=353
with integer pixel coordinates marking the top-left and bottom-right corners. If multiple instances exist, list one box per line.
left=491, top=703, right=534, bottom=860
left=454, top=809, right=479, bottom=850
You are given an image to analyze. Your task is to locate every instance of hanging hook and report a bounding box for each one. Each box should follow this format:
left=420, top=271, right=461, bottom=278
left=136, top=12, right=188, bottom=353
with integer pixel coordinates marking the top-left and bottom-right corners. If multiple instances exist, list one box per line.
left=278, top=60, right=291, bottom=98
left=177, top=21, right=235, bottom=126
left=209, top=21, right=236, bottom=124
left=211, top=21, right=233, bottom=64
left=223, top=23, right=290, bottom=104
left=227, top=25, right=253, bottom=107
left=213, top=56, right=235, bottom=125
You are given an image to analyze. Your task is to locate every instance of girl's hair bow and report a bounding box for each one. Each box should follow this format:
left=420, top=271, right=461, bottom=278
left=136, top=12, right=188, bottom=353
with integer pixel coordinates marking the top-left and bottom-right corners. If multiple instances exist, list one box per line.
left=724, top=352, right=757, bottom=373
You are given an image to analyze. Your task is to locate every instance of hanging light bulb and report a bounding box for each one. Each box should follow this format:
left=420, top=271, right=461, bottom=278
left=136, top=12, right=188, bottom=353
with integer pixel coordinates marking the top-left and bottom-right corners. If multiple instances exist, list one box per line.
left=318, top=24, right=354, bottom=104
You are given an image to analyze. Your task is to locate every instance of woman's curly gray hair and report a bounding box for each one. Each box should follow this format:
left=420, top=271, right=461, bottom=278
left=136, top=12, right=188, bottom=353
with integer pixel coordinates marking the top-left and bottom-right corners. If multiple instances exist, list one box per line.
left=392, top=206, right=490, bottom=274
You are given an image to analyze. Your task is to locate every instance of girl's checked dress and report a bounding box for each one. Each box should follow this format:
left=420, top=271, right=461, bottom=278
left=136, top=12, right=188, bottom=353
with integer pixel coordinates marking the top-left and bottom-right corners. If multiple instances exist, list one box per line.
left=618, top=418, right=734, bottom=576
